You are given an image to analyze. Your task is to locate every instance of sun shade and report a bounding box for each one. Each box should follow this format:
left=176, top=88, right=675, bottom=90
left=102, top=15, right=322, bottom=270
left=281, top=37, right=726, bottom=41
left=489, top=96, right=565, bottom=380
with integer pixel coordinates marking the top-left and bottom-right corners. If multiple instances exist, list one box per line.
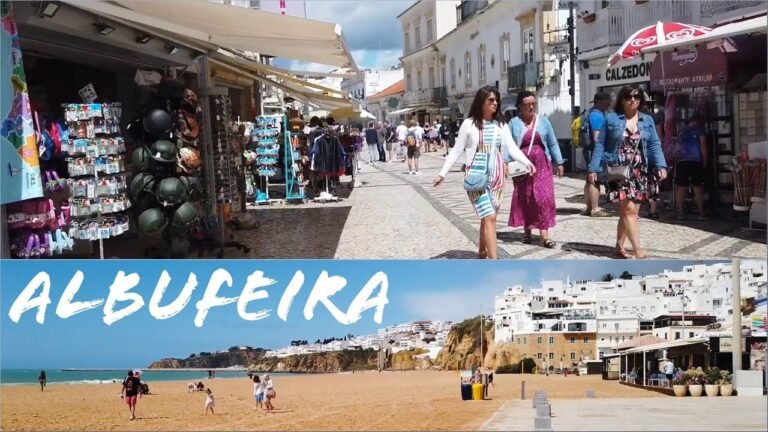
left=62, top=0, right=358, bottom=69
left=640, top=15, right=767, bottom=53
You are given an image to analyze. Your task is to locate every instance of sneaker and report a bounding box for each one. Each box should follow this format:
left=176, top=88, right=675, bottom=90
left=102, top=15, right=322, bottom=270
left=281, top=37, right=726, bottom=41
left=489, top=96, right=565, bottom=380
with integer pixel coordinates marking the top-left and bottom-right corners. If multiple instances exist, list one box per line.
left=415, top=171, right=422, bottom=175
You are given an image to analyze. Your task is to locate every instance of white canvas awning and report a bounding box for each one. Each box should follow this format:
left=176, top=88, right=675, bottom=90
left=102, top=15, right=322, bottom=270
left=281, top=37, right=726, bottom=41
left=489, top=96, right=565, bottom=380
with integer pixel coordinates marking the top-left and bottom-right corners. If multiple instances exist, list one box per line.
left=62, top=0, right=358, bottom=70
left=623, top=337, right=707, bottom=354
left=388, top=107, right=418, bottom=116
left=642, top=15, right=767, bottom=53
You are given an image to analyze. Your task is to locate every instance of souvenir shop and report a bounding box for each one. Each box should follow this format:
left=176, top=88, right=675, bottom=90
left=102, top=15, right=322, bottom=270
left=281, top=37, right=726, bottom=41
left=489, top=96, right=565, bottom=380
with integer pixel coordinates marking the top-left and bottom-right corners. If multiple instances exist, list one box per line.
left=648, top=32, right=767, bottom=217
left=0, top=1, right=249, bottom=259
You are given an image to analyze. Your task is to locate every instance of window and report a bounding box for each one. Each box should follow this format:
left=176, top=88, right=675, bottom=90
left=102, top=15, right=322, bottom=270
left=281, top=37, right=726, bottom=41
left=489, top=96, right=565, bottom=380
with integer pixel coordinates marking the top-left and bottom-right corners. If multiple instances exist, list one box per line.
left=449, top=58, right=456, bottom=88
left=537, top=353, right=543, bottom=359
left=426, top=17, right=433, bottom=42
left=440, top=57, right=447, bottom=88
left=478, top=44, right=487, bottom=82
left=602, top=323, right=607, bottom=328
left=523, top=26, right=534, bottom=63
left=651, top=306, right=656, bottom=312
left=675, top=332, right=681, bottom=340
left=464, top=51, right=472, bottom=86
left=641, top=306, right=646, bottom=312
left=406, top=74, right=412, bottom=92
left=416, top=70, right=423, bottom=91
left=415, top=23, right=421, bottom=49
left=601, top=337, right=605, bottom=342
left=583, top=337, right=589, bottom=343
left=549, top=336, right=554, bottom=345
left=537, top=337, right=543, bottom=344
left=570, top=337, right=576, bottom=344
left=570, top=352, right=576, bottom=360
left=428, top=67, right=435, bottom=89
left=500, top=34, right=510, bottom=71
left=404, top=30, right=410, bottom=54
left=549, top=353, right=554, bottom=360
left=524, top=337, right=527, bottom=344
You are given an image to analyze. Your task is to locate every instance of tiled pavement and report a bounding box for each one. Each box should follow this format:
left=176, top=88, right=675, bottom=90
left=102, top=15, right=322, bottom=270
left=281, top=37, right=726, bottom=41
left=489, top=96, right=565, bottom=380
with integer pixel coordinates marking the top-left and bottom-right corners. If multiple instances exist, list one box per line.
left=228, top=150, right=766, bottom=259
left=482, top=396, right=768, bottom=431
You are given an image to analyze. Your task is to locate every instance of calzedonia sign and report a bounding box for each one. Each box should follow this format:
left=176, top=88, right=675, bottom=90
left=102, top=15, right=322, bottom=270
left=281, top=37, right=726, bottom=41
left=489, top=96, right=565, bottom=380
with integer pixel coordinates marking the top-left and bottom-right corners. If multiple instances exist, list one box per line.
left=591, top=54, right=656, bottom=88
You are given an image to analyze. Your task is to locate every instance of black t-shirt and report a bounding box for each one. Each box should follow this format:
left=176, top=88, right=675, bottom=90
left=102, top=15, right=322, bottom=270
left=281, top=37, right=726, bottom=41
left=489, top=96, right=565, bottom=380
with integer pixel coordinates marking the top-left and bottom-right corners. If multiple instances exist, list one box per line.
left=123, top=376, right=141, bottom=397
left=364, top=128, right=378, bottom=144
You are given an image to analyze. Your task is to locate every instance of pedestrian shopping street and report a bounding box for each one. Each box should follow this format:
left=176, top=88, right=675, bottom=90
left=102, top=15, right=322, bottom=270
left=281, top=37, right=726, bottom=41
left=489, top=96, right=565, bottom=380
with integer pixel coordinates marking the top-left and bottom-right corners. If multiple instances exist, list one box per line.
left=231, top=152, right=767, bottom=260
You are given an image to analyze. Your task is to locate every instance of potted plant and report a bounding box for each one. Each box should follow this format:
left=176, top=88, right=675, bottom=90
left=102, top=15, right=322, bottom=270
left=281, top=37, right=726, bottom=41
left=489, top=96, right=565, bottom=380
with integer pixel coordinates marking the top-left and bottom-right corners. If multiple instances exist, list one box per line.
left=704, top=367, right=721, bottom=396
left=718, top=370, right=733, bottom=396
left=672, top=369, right=687, bottom=397
left=582, top=13, right=596, bottom=24
left=684, top=368, right=705, bottom=397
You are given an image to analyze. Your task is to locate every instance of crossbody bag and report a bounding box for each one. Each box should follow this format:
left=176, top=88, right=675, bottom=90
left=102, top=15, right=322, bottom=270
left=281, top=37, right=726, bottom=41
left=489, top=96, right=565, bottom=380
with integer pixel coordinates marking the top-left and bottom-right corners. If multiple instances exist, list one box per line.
left=605, top=127, right=642, bottom=182
left=463, top=123, right=499, bottom=192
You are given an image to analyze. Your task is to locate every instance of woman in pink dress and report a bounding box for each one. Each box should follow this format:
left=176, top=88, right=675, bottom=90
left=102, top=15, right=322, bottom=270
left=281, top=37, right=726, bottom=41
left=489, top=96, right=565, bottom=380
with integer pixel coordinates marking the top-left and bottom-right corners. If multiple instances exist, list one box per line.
left=508, top=91, right=565, bottom=248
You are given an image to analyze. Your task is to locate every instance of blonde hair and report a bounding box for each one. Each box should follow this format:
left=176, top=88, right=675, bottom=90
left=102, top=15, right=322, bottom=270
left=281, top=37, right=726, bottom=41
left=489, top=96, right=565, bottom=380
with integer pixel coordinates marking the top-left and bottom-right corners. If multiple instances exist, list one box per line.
left=409, top=120, right=418, bottom=127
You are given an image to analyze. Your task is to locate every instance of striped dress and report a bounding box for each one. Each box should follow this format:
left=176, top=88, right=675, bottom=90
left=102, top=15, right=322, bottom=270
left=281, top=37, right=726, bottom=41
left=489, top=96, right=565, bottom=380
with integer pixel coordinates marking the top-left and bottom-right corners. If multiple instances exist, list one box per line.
left=467, top=120, right=505, bottom=219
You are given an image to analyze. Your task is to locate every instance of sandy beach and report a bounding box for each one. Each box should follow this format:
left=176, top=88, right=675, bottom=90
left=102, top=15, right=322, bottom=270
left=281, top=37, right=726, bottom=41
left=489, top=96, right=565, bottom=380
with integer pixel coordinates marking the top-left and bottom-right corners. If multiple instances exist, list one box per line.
left=1, top=371, right=662, bottom=431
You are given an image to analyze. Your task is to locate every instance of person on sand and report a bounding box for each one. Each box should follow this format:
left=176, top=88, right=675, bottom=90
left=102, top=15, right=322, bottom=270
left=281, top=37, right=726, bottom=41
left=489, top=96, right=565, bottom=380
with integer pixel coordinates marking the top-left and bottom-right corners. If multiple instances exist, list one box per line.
left=38, top=370, right=46, bottom=392
left=264, top=375, right=276, bottom=413
left=252, top=374, right=265, bottom=410
left=121, top=371, right=142, bottom=420
left=204, top=388, right=215, bottom=415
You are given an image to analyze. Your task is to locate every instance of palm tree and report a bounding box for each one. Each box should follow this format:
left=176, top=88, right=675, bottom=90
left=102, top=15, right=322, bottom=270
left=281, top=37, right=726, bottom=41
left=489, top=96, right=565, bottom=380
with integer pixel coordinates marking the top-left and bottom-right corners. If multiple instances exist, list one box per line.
left=619, top=271, right=634, bottom=280
left=601, top=273, right=614, bottom=282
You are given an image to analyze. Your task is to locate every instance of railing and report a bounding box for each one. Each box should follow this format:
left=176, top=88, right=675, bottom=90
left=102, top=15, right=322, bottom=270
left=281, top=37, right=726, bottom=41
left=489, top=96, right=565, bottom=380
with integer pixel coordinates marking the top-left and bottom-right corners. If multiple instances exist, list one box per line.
left=432, top=87, right=448, bottom=107
left=403, top=88, right=437, bottom=107
left=699, top=0, right=765, bottom=26
left=507, top=62, right=540, bottom=92
left=456, top=0, right=489, bottom=26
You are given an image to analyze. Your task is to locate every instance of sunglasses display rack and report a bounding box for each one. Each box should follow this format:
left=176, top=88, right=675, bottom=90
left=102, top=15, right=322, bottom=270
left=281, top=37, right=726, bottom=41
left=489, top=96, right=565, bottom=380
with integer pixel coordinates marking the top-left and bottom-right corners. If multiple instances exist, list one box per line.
left=247, top=115, right=282, bottom=205
left=63, top=102, right=131, bottom=259
left=210, top=95, right=242, bottom=210
left=283, top=115, right=306, bottom=203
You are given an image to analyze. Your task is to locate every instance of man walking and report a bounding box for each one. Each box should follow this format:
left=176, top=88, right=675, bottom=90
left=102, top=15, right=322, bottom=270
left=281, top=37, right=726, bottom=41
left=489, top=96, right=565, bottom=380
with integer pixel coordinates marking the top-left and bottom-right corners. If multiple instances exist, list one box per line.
left=121, top=370, right=142, bottom=421
left=406, top=120, right=422, bottom=175
left=376, top=121, right=387, bottom=162
left=583, top=92, right=612, bottom=217
left=395, top=120, right=408, bottom=163
left=364, top=122, right=379, bottom=166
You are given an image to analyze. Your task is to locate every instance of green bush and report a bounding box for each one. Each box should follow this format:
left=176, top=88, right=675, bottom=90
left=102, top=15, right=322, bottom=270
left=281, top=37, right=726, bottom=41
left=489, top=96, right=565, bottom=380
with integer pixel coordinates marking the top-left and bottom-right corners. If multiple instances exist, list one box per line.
left=704, top=367, right=721, bottom=385
left=496, top=364, right=518, bottom=374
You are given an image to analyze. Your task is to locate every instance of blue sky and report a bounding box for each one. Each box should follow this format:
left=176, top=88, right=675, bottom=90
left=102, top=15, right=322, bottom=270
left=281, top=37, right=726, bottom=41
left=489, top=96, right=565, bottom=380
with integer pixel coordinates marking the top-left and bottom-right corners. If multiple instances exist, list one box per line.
left=0, top=259, right=720, bottom=369
left=274, top=0, right=413, bottom=72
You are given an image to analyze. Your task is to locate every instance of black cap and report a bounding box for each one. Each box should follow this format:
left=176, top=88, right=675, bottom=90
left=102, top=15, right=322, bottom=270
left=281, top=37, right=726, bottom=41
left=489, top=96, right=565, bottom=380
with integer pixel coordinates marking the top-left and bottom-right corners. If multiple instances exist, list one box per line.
left=592, top=92, right=611, bottom=103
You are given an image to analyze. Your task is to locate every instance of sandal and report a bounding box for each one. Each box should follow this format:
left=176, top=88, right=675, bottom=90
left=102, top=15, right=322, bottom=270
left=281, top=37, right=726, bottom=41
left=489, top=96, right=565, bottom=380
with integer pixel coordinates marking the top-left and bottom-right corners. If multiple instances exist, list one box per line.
left=591, top=209, right=612, bottom=218
left=540, top=239, right=556, bottom=249
left=614, top=249, right=632, bottom=259
left=522, top=233, right=533, bottom=244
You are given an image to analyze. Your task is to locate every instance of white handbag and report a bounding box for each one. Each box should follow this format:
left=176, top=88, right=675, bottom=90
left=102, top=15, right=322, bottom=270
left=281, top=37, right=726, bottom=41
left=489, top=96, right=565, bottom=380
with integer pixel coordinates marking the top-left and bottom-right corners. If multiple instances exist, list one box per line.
left=508, top=115, right=537, bottom=178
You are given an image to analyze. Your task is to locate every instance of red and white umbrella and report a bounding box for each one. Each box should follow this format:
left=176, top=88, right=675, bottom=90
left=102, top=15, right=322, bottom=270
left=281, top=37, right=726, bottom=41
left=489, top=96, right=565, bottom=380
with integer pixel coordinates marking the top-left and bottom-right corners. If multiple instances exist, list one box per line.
left=608, top=21, right=722, bottom=66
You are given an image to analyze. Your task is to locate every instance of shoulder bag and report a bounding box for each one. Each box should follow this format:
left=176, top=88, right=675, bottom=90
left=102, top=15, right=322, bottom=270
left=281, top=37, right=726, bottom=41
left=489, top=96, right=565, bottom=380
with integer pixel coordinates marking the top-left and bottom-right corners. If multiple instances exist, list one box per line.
left=605, top=127, right=642, bottom=182
left=508, top=115, right=537, bottom=178
left=463, top=123, right=498, bottom=192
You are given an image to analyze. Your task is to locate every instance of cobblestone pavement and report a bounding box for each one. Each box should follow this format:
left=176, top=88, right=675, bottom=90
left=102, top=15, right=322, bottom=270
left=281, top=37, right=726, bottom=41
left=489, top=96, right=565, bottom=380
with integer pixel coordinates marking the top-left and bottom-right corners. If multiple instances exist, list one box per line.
left=227, top=150, right=766, bottom=259
left=483, top=396, right=768, bottom=431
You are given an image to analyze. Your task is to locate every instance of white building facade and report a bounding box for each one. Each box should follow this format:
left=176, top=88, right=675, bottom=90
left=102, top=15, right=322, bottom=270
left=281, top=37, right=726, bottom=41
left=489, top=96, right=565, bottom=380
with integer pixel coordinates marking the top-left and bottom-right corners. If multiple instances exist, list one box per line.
left=341, top=69, right=403, bottom=109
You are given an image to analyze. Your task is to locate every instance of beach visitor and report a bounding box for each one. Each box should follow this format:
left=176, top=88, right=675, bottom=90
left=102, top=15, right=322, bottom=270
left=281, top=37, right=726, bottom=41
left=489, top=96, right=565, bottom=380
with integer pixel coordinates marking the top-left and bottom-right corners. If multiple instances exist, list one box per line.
left=395, top=120, right=408, bottom=162
left=121, top=371, right=142, bottom=420
left=406, top=120, right=423, bottom=175
left=434, top=85, right=535, bottom=259
left=588, top=85, right=667, bottom=259
left=264, top=375, right=276, bottom=413
left=252, top=374, right=265, bottom=410
left=204, top=388, right=215, bottom=415
left=508, top=90, right=565, bottom=248
left=38, top=370, right=46, bottom=392
left=664, top=359, right=675, bottom=386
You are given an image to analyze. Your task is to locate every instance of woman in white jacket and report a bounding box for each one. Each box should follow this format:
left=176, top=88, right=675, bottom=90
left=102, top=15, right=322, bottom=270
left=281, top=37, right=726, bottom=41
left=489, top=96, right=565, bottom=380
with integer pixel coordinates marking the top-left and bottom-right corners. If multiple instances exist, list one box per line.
left=434, top=86, right=535, bottom=259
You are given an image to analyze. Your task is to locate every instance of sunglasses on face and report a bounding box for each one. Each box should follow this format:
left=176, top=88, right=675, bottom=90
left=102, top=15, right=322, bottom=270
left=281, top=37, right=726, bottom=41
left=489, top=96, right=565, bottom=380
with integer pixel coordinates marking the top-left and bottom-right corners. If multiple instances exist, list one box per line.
left=627, top=94, right=642, bottom=101
left=486, top=98, right=498, bottom=103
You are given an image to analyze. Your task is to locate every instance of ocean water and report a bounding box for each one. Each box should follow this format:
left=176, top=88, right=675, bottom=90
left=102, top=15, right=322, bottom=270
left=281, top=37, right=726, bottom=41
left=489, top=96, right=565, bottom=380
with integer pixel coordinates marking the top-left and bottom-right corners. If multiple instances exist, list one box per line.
left=0, top=369, right=294, bottom=386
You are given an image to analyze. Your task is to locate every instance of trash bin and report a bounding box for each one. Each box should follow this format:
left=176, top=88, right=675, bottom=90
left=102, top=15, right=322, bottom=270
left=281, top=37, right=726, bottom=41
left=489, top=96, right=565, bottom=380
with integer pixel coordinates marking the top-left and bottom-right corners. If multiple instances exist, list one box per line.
left=472, top=383, right=484, bottom=400
left=460, top=384, right=472, bottom=401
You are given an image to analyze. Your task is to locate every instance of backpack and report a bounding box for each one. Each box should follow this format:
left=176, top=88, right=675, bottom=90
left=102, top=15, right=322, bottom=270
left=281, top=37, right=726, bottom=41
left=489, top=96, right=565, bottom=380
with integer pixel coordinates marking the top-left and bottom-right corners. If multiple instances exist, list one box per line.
left=579, top=108, right=600, bottom=151
left=406, top=131, right=418, bottom=147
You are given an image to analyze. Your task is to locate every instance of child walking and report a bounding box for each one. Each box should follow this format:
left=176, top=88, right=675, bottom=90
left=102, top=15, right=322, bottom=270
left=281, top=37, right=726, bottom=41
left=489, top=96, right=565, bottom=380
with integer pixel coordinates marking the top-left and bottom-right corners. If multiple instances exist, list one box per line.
left=204, top=388, right=215, bottom=415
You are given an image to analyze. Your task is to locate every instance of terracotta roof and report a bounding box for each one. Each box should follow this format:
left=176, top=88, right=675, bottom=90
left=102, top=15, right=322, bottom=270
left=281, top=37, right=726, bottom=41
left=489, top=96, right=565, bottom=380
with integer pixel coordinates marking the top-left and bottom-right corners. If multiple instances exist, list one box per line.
left=616, top=334, right=667, bottom=350
left=368, top=80, right=405, bottom=100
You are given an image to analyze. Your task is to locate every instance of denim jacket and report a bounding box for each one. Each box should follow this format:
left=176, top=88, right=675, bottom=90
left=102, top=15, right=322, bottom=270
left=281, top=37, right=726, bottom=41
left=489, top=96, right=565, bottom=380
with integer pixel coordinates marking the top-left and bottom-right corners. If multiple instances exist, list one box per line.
left=508, top=115, right=565, bottom=165
left=588, top=112, right=667, bottom=173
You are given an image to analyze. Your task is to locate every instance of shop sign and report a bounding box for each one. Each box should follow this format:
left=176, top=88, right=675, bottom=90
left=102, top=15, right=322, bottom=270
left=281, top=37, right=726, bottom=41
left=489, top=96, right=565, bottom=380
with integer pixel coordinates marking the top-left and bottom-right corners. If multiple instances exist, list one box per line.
left=595, top=54, right=655, bottom=88
left=650, top=47, right=728, bottom=91
left=0, top=2, right=44, bottom=204
left=78, top=83, right=98, bottom=103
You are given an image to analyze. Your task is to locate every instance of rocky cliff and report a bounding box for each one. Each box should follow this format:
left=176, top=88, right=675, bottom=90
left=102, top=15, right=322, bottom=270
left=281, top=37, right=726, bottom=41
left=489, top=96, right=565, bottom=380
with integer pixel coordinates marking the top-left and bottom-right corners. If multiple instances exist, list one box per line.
left=247, top=349, right=379, bottom=373
left=389, top=348, right=433, bottom=370
left=434, top=316, right=524, bottom=371
left=148, top=348, right=267, bottom=369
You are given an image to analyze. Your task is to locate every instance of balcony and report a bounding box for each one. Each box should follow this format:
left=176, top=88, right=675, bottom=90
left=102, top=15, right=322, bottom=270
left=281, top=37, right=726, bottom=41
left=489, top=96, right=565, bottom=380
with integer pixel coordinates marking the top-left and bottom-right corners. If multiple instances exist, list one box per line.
left=699, top=0, right=766, bottom=26
left=507, top=62, right=541, bottom=92
left=403, top=87, right=446, bottom=107
left=456, top=0, right=489, bottom=26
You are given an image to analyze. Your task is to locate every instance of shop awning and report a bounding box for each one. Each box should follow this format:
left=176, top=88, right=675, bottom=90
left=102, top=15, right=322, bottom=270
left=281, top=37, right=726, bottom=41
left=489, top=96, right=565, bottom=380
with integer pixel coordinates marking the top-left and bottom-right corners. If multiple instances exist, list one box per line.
left=388, top=107, right=418, bottom=116
left=329, top=107, right=376, bottom=121
left=623, top=337, right=708, bottom=354
left=642, top=15, right=768, bottom=53
left=63, top=0, right=358, bottom=70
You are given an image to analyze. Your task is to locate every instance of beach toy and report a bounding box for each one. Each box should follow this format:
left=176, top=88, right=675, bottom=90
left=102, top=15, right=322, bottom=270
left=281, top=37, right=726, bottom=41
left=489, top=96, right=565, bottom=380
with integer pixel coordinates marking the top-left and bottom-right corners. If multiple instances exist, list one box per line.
left=460, top=383, right=472, bottom=401
left=472, top=383, right=484, bottom=401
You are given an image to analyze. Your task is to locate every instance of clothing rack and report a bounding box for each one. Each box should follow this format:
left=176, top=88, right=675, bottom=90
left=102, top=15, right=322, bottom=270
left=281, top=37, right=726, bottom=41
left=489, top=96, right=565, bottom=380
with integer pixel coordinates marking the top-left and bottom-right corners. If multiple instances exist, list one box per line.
left=284, top=115, right=306, bottom=203
left=310, top=126, right=343, bottom=203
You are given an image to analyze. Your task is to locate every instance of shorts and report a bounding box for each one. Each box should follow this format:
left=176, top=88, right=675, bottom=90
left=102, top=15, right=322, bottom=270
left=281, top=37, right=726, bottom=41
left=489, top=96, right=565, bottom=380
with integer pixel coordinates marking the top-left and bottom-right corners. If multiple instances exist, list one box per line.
left=125, top=395, right=138, bottom=405
left=675, top=160, right=705, bottom=187
left=255, top=393, right=264, bottom=402
left=386, top=141, right=393, bottom=151
left=407, top=146, right=420, bottom=158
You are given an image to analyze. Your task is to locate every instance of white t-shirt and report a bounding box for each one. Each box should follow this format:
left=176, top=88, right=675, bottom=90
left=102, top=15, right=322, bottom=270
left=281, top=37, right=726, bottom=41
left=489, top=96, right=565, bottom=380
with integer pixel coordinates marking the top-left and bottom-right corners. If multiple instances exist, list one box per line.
left=664, top=362, right=674, bottom=375
left=408, top=126, right=424, bottom=141
left=253, top=381, right=265, bottom=396
left=396, top=125, right=408, bottom=141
